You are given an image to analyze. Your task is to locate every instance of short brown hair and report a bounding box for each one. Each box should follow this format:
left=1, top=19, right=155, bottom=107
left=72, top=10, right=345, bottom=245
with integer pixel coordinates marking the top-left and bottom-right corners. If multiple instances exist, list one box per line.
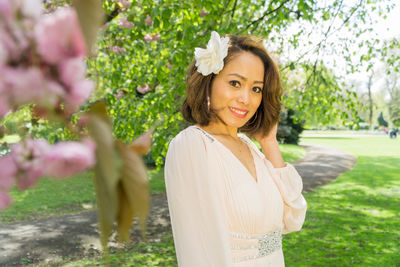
left=181, top=34, right=282, bottom=137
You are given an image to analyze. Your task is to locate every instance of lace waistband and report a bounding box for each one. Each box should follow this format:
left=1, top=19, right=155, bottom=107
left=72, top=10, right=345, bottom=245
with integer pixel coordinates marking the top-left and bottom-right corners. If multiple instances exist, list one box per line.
left=229, top=226, right=282, bottom=263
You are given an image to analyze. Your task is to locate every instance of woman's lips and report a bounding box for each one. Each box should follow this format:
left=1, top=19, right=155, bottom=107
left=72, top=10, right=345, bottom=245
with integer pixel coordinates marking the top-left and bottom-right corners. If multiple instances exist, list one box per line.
left=229, top=107, right=248, bottom=118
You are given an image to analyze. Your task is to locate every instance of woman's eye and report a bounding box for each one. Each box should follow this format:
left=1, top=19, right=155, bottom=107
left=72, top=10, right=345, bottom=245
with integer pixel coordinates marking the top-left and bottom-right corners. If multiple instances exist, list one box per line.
left=229, top=80, right=241, bottom=88
left=253, top=87, right=262, bottom=93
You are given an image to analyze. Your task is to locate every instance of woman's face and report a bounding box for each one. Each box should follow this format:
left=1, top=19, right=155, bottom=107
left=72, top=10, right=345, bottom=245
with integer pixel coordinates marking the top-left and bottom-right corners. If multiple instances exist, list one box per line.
left=210, top=51, right=264, bottom=129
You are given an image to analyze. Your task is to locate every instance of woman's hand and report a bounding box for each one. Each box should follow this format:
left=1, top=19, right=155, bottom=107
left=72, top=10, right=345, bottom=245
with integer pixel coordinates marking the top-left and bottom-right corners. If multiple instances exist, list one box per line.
left=253, top=123, right=286, bottom=168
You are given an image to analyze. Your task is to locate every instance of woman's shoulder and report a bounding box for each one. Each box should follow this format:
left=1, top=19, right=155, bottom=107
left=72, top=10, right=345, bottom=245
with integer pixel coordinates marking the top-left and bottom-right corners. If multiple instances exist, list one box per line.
left=170, top=125, right=213, bottom=148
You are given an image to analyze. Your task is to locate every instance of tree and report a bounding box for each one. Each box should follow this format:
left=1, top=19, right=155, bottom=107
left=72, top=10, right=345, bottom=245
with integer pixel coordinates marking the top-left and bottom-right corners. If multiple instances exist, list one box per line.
left=377, top=112, right=388, bottom=127
left=379, top=37, right=400, bottom=127
left=366, top=71, right=375, bottom=129
left=0, top=0, right=150, bottom=251
left=91, top=0, right=395, bottom=166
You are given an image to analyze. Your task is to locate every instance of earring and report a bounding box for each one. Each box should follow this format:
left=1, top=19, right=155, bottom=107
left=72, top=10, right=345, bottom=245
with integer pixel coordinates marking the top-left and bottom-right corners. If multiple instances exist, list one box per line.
left=207, top=96, right=211, bottom=111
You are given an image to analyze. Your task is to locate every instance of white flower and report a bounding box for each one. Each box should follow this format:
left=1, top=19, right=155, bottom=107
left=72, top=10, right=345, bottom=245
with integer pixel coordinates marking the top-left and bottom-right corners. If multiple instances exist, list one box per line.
left=194, top=31, right=230, bottom=76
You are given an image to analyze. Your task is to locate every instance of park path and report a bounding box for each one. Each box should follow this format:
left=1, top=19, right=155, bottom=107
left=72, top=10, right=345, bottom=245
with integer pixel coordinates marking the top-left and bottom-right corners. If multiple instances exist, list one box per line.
left=0, top=144, right=357, bottom=266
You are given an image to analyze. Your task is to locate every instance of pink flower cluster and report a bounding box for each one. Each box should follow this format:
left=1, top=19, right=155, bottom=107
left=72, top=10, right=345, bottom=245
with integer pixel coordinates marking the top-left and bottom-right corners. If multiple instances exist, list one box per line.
left=0, top=138, right=96, bottom=210
left=0, top=0, right=97, bottom=210
left=0, top=0, right=94, bottom=118
left=200, top=10, right=209, bottom=18
left=144, top=33, right=161, bottom=42
left=118, top=17, right=134, bottom=28
left=137, top=83, right=151, bottom=94
left=109, top=45, right=127, bottom=54
left=145, top=15, right=153, bottom=26
left=107, top=0, right=131, bottom=10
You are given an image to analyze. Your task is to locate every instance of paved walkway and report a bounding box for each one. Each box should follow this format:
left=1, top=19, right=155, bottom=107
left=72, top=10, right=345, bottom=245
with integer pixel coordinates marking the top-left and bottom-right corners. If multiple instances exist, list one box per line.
left=0, top=144, right=357, bottom=266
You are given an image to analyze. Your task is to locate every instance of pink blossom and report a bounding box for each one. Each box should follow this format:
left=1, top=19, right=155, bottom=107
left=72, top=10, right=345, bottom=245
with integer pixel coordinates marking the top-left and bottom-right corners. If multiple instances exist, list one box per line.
left=44, top=140, right=96, bottom=178
left=118, top=0, right=131, bottom=9
left=137, top=83, right=151, bottom=94
left=0, top=0, right=13, bottom=22
left=144, top=34, right=153, bottom=42
left=152, top=33, right=160, bottom=41
left=47, top=80, right=65, bottom=105
left=0, top=155, right=16, bottom=191
left=2, top=66, right=48, bottom=107
left=145, top=15, right=153, bottom=26
left=0, top=37, right=7, bottom=64
left=35, top=7, right=86, bottom=64
left=118, top=17, right=134, bottom=28
left=21, top=0, right=43, bottom=20
left=77, top=115, right=89, bottom=127
left=0, top=25, right=20, bottom=61
left=17, top=168, right=45, bottom=190
left=109, top=45, right=126, bottom=54
left=0, top=77, right=11, bottom=117
left=11, top=138, right=50, bottom=190
left=59, top=57, right=86, bottom=88
left=1, top=66, right=63, bottom=109
left=0, top=191, right=12, bottom=210
left=200, top=10, right=209, bottom=18
left=0, top=97, right=10, bottom=118
left=115, top=90, right=124, bottom=99
left=65, top=80, right=94, bottom=113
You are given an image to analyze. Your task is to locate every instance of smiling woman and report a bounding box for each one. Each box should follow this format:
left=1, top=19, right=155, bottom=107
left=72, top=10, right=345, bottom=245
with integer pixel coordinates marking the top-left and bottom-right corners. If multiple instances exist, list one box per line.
left=165, top=32, right=307, bottom=267
left=182, top=34, right=282, bottom=138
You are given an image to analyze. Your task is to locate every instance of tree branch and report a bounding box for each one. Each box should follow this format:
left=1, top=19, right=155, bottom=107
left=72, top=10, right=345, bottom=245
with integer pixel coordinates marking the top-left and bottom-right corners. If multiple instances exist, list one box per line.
left=245, top=0, right=290, bottom=30
left=231, top=0, right=238, bottom=18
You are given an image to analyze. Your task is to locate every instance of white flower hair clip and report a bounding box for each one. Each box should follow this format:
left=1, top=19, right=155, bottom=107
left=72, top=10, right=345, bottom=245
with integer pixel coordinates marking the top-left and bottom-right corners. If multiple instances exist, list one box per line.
left=194, top=31, right=230, bottom=76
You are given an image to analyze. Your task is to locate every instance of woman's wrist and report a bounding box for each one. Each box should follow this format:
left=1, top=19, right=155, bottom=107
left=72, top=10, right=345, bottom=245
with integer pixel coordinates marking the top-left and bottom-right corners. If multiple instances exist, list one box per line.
left=259, top=139, right=286, bottom=168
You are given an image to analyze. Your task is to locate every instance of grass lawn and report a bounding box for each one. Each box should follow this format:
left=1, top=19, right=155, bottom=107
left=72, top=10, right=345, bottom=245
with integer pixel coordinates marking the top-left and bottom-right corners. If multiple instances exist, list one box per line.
left=282, top=135, right=400, bottom=266
left=0, top=143, right=305, bottom=225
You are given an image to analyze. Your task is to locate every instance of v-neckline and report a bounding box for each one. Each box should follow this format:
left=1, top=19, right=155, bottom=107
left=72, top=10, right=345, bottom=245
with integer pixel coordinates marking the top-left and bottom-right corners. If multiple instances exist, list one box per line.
left=192, top=126, right=259, bottom=184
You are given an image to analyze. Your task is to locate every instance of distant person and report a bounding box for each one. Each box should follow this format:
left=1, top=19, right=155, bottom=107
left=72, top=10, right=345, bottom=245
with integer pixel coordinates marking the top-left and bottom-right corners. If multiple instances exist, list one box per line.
left=389, top=129, right=397, bottom=139
left=164, top=32, right=307, bottom=266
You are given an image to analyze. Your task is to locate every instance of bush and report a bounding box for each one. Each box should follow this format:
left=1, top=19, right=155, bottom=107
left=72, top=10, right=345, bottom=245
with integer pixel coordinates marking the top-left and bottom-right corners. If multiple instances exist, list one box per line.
left=277, top=109, right=304, bottom=145
left=377, top=112, right=388, bottom=127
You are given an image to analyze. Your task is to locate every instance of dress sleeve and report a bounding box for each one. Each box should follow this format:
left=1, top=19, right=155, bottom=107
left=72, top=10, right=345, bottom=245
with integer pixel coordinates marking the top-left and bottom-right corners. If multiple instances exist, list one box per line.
left=267, top=161, right=307, bottom=235
left=164, top=129, right=233, bottom=267
left=239, top=134, right=307, bottom=235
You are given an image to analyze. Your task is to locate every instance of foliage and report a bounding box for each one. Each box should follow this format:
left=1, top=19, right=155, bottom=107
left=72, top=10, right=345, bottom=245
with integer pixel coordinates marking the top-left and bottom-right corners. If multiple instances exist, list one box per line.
left=0, top=0, right=152, bottom=252
left=377, top=111, right=388, bottom=127
left=380, top=37, right=400, bottom=127
left=281, top=63, right=364, bottom=128
left=88, top=0, right=394, bottom=166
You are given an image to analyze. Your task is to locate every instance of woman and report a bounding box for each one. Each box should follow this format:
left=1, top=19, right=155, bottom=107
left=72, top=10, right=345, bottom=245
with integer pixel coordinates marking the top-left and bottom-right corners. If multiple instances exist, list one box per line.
left=164, top=32, right=307, bottom=266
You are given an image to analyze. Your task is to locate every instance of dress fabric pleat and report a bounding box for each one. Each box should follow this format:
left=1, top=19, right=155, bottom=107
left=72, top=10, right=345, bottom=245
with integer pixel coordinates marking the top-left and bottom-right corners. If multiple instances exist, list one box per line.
left=165, top=126, right=307, bottom=266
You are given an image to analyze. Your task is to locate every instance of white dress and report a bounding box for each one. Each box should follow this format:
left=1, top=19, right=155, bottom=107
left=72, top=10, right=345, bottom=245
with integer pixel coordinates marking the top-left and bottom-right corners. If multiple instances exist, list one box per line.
left=164, top=125, right=307, bottom=266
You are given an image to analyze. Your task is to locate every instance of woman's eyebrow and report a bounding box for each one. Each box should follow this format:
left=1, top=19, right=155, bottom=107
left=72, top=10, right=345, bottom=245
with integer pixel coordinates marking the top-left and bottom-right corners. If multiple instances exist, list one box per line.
left=228, top=73, right=263, bottom=84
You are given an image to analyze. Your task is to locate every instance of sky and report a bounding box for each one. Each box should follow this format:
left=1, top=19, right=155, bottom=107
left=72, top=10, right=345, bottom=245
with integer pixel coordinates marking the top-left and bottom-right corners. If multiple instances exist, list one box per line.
left=268, top=1, right=400, bottom=94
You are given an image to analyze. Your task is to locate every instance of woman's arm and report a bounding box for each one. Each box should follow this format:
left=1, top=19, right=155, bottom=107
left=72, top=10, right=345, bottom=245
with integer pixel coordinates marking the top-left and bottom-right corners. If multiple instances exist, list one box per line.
left=165, top=129, right=233, bottom=267
left=253, top=123, right=307, bottom=234
left=255, top=124, right=286, bottom=168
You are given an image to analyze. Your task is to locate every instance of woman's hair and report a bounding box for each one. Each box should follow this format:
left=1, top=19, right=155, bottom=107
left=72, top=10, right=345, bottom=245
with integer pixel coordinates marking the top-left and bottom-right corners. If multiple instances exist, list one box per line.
left=181, top=34, right=282, bottom=137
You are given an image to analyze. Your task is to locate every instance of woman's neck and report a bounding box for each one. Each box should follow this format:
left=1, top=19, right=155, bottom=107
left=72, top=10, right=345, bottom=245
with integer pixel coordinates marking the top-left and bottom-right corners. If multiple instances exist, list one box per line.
left=198, top=121, right=239, bottom=140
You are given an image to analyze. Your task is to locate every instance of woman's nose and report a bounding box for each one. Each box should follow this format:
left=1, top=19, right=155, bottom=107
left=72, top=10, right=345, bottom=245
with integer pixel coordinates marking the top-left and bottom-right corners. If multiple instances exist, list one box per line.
left=237, top=88, right=250, bottom=104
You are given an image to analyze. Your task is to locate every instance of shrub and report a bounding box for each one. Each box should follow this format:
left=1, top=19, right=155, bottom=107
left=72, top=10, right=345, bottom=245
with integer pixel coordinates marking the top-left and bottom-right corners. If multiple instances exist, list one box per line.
left=277, top=109, right=304, bottom=145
